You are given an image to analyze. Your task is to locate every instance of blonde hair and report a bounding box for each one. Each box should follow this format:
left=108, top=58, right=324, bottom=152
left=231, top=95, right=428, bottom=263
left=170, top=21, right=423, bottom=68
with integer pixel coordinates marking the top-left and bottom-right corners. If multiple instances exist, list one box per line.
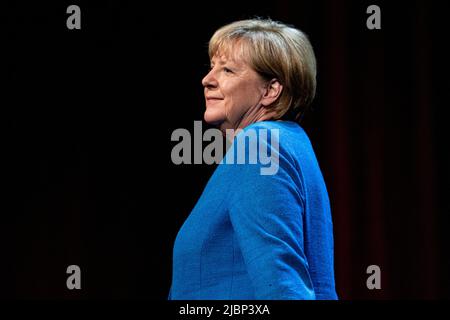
left=208, top=18, right=317, bottom=122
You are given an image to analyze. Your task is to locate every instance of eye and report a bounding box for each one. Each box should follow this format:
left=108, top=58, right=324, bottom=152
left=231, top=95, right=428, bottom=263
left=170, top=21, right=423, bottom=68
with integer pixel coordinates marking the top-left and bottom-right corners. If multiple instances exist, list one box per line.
left=223, top=67, right=233, bottom=74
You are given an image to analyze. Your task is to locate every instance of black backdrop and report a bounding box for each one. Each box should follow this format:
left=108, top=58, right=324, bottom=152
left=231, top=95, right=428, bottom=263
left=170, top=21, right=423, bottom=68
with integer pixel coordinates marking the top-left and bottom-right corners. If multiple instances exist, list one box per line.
left=3, top=0, right=449, bottom=299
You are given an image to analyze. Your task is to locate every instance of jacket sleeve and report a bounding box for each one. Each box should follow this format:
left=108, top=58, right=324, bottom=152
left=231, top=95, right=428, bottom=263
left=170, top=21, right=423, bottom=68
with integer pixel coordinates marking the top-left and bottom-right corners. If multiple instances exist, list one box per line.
left=227, top=132, right=315, bottom=300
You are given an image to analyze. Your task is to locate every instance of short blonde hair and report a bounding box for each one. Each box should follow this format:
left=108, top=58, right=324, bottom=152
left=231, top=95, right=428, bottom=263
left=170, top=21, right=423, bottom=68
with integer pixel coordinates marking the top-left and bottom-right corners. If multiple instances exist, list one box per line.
left=208, top=18, right=317, bottom=122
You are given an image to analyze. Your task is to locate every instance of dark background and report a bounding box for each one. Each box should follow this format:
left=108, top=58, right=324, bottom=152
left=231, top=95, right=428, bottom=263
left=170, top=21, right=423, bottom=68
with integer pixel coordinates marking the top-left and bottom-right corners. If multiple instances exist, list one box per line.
left=3, top=0, right=449, bottom=299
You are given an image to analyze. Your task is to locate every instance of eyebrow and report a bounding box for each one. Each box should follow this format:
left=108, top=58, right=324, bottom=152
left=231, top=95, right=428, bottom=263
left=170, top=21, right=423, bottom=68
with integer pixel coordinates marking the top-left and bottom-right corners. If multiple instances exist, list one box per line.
left=211, top=57, right=227, bottom=65
left=210, top=55, right=244, bottom=70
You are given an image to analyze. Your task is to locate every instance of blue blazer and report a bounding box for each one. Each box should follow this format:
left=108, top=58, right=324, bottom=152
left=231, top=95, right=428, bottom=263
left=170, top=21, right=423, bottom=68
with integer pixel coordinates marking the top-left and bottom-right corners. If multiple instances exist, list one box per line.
left=169, top=121, right=337, bottom=299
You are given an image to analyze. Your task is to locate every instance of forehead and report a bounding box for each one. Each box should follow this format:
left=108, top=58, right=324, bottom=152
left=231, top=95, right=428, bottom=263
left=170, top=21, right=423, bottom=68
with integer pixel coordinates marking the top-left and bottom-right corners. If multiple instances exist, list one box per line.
left=210, top=39, right=250, bottom=65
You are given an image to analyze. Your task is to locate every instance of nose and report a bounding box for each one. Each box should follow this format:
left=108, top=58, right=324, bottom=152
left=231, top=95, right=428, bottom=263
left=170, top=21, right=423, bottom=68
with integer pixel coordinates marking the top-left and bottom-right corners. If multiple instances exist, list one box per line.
left=202, top=68, right=218, bottom=89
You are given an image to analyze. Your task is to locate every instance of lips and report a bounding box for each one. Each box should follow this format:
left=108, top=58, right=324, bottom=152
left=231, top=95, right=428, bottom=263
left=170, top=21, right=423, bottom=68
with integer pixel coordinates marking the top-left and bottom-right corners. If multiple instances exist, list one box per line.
left=205, top=96, right=224, bottom=107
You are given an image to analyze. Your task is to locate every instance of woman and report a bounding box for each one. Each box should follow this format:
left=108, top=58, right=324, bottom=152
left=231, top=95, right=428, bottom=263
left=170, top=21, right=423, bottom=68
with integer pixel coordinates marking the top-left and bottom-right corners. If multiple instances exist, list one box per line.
left=169, top=18, right=337, bottom=300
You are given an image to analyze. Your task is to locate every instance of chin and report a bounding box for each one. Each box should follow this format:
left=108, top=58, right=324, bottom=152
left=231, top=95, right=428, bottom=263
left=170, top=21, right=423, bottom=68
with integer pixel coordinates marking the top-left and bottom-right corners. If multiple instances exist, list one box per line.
left=204, top=110, right=225, bottom=126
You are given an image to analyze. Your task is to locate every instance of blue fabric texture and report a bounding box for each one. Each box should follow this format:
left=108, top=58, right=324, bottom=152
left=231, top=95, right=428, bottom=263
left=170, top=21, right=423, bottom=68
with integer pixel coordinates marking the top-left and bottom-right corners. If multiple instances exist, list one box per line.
left=169, top=120, right=337, bottom=300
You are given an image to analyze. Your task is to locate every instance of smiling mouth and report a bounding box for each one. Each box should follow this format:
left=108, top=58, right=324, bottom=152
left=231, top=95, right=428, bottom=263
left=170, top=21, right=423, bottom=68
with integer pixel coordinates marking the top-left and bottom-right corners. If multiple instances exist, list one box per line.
left=205, top=97, right=224, bottom=106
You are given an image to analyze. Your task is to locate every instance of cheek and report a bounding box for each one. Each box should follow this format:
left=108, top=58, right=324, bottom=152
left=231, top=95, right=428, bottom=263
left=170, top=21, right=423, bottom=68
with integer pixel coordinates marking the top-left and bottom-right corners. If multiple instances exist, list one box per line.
left=224, top=81, right=246, bottom=105
left=225, top=82, right=260, bottom=111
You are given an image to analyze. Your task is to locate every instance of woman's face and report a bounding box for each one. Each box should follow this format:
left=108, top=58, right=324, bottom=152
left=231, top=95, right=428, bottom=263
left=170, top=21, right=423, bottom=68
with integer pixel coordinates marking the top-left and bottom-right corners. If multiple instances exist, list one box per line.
left=201, top=48, right=269, bottom=132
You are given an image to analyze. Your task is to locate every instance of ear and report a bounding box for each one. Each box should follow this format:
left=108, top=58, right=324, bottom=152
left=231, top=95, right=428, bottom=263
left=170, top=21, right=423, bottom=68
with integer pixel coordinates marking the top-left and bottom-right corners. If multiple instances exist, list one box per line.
left=261, top=79, right=283, bottom=107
